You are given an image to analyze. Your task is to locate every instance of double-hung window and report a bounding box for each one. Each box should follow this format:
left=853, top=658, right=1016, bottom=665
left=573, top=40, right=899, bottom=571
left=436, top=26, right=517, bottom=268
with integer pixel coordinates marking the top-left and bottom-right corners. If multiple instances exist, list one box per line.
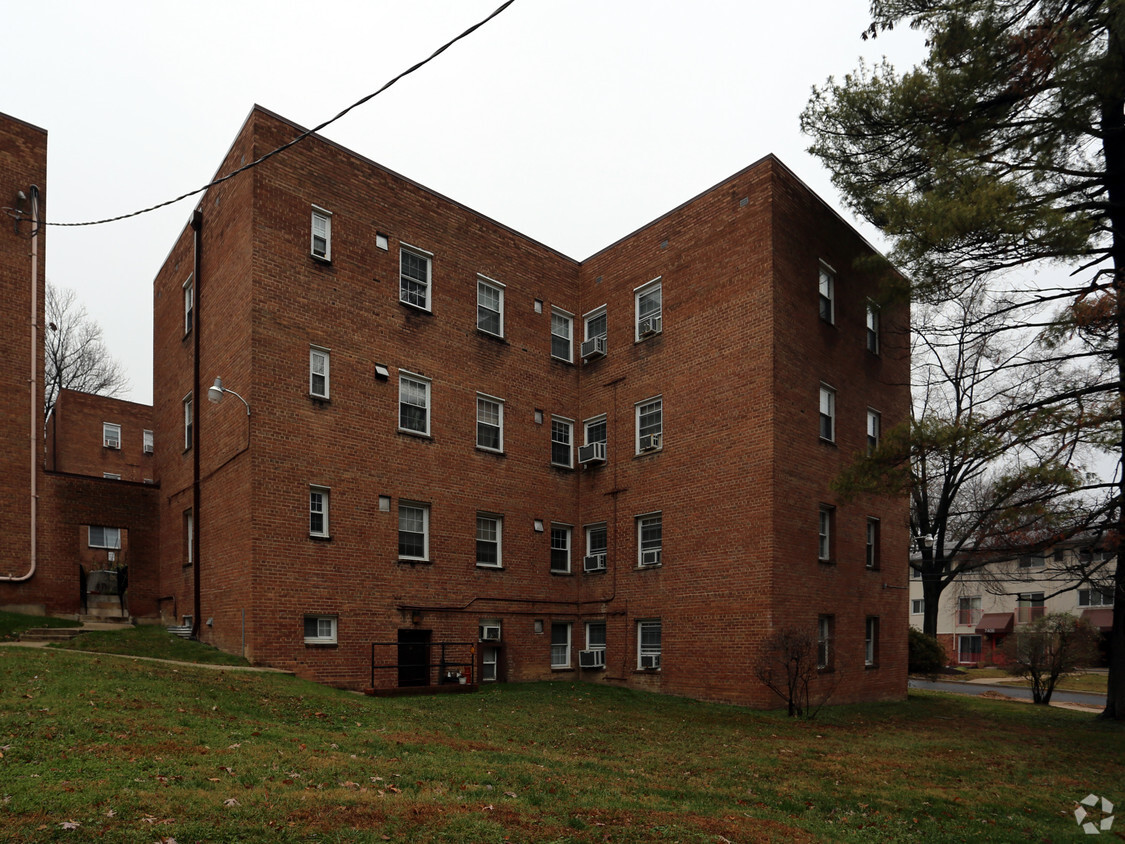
left=866, top=300, right=880, bottom=353
left=586, top=621, right=606, bottom=666
left=88, top=525, right=121, bottom=549
left=310, top=347, right=330, bottom=399
left=865, top=616, right=879, bottom=667
left=551, top=416, right=573, bottom=468
left=183, top=275, right=194, bottom=335
left=637, top=513, right=662, bottom=567
left=867, top=409, right=880, bottom=454
left=399, top=373, right=431, bottom=436
left=311, top=207, right=331, bottom=261
left=819, top=385, right=835, bottom=442
left=143, top=429, right=154, bottom=454
left=476, top=514, right=502, bottom=567
left=309, top=487, right=329, bottom=538
left=911, top=599, right=925, bottom=615
left=817, top=615, right=833, bottom=669
left=865, top=518, right=880, bottom=569
left=477, top=277, right=504, bottom=337
left=636, top=396, right=663, bottom=452
left=183, top=393, right=193, bottom=451
left=304, top=616, right=337, bottom=645
left=551, top=309, right=573, bottom=362
left=400, top=246, right=432, bottom=310
left=550, top=524, right=572, bottom=573
left=818, top=506, right=834, bottom=563
left=583, top=306, right=607, bottom=357
left=586, top=523, right=608, bottom=571
left=637, top=620, right=662, bottom=669
left=635, top=278, right=663, bottom=339
left=1017, top=593, right=1045, bottom=624
left=551, top=622, right=572, bottom=668
left=957, top=596, right=982, bottom=626
left=819, top=264, right=834, bottom=323
left=399, top=502, right=430, bottom=561
left=476, top=394, right=503, bottom=452
left=103, top=422, right=121, bottom=449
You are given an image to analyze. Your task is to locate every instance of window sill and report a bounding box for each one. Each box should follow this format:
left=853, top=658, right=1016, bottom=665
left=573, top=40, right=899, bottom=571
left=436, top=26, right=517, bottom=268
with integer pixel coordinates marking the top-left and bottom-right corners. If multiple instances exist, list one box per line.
left=310, top=253, right=332, bottom=265
left=398, top=558, right=432, bottom=566
left=636, top=563, right=663, bottom=571
left=634, top=668, right=661, bottom=674
left=550, top=667, right=575, bottom=673
left=818, top=437, right=837, bottom=447
left=309, top=394, right=330, bottom=404
left=550, top=463, right=574, bottom=471
left=818, top=559, right=835, bottom=566
left=476, top=563, right=503, bottom=570
left=633, top=333, right=663, bottom=344
left=865, top=663, right=878, bottom=670
left=550, top=356, right=575, bottom=366
left=477, top=329, right=507, bottom=343
left=476, top=447, right=505, bottom=457
left=550, top=570, right=573, bottom=576
left=399, top=300, right=432, bottom=315
left=304, top=640, right=338, bottom=648
left=398, top=429, right=433, bottom=440
left=309, top=534, right=332, bottom=542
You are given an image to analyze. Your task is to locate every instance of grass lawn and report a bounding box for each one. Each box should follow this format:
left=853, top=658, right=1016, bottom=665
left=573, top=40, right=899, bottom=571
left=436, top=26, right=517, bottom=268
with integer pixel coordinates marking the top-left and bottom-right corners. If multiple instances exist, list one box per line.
left=0, top=610, right=80, bottom=642
left=954, top=667, right=1108, bottom=694
left=1, top=647, right=1122, bottom=842
left=48, top=623, right=250, bottom=666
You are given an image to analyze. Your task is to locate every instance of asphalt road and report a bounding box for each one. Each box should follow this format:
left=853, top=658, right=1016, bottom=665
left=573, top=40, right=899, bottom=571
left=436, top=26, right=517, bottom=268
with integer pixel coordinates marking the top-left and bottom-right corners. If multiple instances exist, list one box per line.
left=909, top=678, right=1106, bottom=706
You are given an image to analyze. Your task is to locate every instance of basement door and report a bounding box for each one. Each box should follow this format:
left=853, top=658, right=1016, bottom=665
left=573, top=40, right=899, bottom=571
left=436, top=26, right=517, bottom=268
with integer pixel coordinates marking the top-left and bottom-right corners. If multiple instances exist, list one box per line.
left=397, top=629, right=431, bottom=687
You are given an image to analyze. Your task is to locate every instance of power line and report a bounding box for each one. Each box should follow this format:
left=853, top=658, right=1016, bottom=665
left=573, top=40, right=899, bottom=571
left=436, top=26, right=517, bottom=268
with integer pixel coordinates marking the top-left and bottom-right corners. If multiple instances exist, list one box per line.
left=35, top=0, right=517, bottom=228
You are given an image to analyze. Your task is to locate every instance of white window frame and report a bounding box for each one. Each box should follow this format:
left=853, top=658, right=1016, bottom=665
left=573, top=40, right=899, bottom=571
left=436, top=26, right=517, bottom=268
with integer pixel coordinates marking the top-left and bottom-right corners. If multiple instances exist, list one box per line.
left=310, top=346, right=330, bottom=399
left=550, top=308, right=573, bottom=362
left=637, top=619, right=662, bottom=669
left=309, top=486, right=330, bottom=538
left=183, top=274, right=194, bottom=335
left=819, top=263, right=835, bottom=324
left=550, top=416, right=574, bottom=468
left=183, top=393, right=193, bottom=451
left=103, top=422, right=121, bottom=449
left=476, top=513, right=503, bottom=568
left=398, top=502, right=430, bottom=561
left=635, top=396, right=663, bottom=453
left=311, top=207, right=331, bottom=261
left=185, top=509, right=193, bottom=565
left=819, top=384, right=835, bottom=443
left=911, top=599, right=925, bottom=615
left=398, top=372, right=431, bottom=436
left=817, top=615, right=833, bottom=669
left=399, top=244, right=433, bottom=311
left=584, top=305, right=607, bottom=342
left=103, top=472, right=121, bottom=480
left=637, top=512, right=662, bottom=567
left=551, top=622, right=572, bottom=668
left=143, top=429, right=154, bottom=454
left=866, top=300, right=880, bottom=353
left=1079, top=587, right=1114, bottom=607
left=957, top=634, right=982, bottom=664
left=586, top=620, right=606, bottom=652
left=586, top=523, right=608, bottom=558
left=584, top=414, right=607, bottom=446
left=550, top=524, right=572, bottom=573
left=867, top=409, right=880, bottom=455
left=477, top=276, right=504, bottom=338
left=88, top=525, right=121, bottom=550
left=634, top=278, right=663, bottom=340
left=476, top=394, right=504, bottom=453
left=818, top=506, right=833, bottom=562
left=303, top=615, right=337, bottom=645
left=865, top=518, right=879, bottom=570
left=865, top=616, right=879, bottom=667
left=481, top=646, right=499, bottom=681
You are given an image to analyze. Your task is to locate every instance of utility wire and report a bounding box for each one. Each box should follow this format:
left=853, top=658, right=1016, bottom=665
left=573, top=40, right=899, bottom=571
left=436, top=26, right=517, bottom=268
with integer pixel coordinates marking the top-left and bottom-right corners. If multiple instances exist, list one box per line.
left=35, top=0, right=517, bottom=228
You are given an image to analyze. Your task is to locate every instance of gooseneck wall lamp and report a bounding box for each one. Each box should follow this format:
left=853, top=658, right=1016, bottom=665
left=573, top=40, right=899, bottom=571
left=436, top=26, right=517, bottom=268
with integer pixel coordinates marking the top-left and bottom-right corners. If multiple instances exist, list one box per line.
left=207, top=377, right=250, bottom=415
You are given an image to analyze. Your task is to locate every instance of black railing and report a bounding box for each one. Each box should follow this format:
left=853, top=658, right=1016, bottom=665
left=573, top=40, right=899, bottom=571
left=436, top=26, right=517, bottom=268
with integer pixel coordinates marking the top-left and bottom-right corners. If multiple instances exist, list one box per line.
left=369, top=640, right=477, bottom=691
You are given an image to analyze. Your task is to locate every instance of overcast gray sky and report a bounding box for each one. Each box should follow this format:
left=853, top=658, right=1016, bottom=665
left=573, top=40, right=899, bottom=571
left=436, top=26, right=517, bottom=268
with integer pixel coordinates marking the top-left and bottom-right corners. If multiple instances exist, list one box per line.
left=6, top=1, right=925, bottom=405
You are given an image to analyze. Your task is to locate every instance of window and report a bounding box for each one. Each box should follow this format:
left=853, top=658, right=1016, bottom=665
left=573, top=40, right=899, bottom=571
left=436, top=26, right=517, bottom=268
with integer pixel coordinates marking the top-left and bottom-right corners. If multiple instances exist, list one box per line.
left=910, top=564, right=922, bottom=580
left=550, top=309, right=573, bottom=362
left=550, top=524, right=572, bottom=573
left=400, top=246, right=432, bottom=310
left=957, top=596, right=982, bottom=626
left=865, top=616, right=879, bottom=667
left=586, top=621, right=606, bottom=652
left=311, top=208, right=331, bottom=260
left=310, top=347, right=330, bottom=399
left=183, top=393, right=193, bottom=451
left=866, top=300, right=880, bottom=353
left=586, top=523, right=608, bottom=570
left=584, top=307, right=607, bottom=342
left=184, top=509, right=193, bottom=565
left=911, top=599, right=925, bottom=615
left=865, top=518, right=880, bottom=570
left=819, top=264, right=834, bottom=324
left=309, top=487, right=329, bottom=538
left=867, top=409, right=880, bottom=454
left=1018, top=554, right=1047, bottom=569
left=637, top=619, right=662, bottom=669
left=143, top=429, right=154, bottom=454
left=584, top=415, right=607, bottom=446
left=303, top=615, right=337, bottom=645
left=635, top=278, right=663, bottom=339
left=1017, top=592, right=1045, bottom=624
left=817, top=615, right=833, bottom=669
left=551, top=417, right=573, bottom=467
left=481, top=646, right=499, bottom=681
left=551, top=622, right=572, bottom=668
left=103, top=422, right=121, bottom=449
left=399, top=502, right=430, bottom=561
left=103, top=473, right=121, bottom=480
left=183, top=275, right=194, bottom=334
left=819, top=385, right=835, bottom=442
left=476, top=395, right=503, bottom=452
left=637, top=513, right=662, bottom=567
left=477, top=277, right=504, bottom=337
left=399, top=373, right=431, bottom=436
left=476, top=514, right=502, bottom=568
left=636, top=396, right=663, bottom=453
left=958, top=634, right=982, bottom=664
left=88, top=526, right=121, bottom=549
left=818, top=506, right=834, bottom=563
left=1079, top=587, right=1114, bottom=607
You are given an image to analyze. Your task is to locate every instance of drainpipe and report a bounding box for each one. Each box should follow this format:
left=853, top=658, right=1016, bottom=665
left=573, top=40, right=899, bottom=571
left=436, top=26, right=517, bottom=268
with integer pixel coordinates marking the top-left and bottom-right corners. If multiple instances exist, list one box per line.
left=2, top=185, right=40, bottom=583
left=191, top=209, right=202, bottom=639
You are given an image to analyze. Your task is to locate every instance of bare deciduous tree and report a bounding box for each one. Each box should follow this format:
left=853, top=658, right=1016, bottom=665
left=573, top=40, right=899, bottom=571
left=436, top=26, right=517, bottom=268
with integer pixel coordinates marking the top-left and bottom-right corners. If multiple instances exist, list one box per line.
left=44, top=282, right=129, bottom=417
left=755, top=627, right=835, bottom=718
left=1002, top=613, right=1102, bottom=705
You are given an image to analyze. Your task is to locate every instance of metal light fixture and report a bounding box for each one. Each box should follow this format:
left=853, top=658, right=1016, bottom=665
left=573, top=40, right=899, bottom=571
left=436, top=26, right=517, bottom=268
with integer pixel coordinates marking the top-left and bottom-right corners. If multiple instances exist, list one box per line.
left=208, top=377, right=250, bottom=415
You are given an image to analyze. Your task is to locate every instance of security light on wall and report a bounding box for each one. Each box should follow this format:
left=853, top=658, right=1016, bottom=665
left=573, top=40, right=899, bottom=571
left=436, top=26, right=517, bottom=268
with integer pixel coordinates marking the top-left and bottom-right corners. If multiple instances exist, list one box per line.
left=208, top=377, right=250, bottom=415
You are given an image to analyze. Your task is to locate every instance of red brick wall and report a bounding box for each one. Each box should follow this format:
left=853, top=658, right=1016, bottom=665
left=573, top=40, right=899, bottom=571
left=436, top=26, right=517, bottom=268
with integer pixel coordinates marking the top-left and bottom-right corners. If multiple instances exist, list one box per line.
left=47, top=389, right=155, bottom=482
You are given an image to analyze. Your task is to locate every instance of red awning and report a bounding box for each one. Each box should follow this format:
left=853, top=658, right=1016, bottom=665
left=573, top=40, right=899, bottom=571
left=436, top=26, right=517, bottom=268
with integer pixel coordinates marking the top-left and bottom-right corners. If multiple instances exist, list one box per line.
left=975, top=612, right=1014, bottom=635
left=1081, top=608, right=1114, bottom=632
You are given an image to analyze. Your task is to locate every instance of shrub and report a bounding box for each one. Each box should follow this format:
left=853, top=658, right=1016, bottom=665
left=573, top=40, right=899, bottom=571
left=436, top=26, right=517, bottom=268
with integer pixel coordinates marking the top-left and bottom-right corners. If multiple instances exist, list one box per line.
left=908, top=628, right=947, bottom=675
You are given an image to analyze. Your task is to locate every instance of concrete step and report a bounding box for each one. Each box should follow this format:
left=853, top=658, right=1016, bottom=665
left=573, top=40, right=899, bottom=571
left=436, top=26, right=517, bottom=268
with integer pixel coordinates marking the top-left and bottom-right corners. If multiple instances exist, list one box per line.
left=19, top=627, right=83, bottom=642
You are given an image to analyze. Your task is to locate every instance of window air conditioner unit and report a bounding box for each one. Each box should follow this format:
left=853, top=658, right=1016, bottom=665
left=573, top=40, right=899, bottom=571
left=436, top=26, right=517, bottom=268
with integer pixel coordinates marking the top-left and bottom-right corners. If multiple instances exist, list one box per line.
left=105, top=439, right=120, bottom=450
left=580, top=336, right=607, bottom=361
left=479, top=624, right=501, bottom=642
left=640, top=549, right=662, bottom=567
left=144, top=444, right=154, bottom=454
left=579, top=649, right=606, bottom=669
left=577, top=441, right=607, bottom=465
left=640, top=654, right=661, bottom=670
left=638, top=316, right=662, bottom=337
left=583, top=553, right=607, bottom=573
left=639, top=433, right=661, bottom=452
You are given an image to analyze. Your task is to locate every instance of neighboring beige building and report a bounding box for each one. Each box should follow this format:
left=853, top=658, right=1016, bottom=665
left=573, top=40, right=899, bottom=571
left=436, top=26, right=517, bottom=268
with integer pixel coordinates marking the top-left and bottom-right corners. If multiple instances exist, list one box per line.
left=909, top=543, right=1116, bottom=666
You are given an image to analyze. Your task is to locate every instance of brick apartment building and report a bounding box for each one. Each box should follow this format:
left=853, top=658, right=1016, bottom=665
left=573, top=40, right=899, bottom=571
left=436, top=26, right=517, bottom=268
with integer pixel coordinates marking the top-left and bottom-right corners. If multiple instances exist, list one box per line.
left=1, top=106, right=909, bottom=708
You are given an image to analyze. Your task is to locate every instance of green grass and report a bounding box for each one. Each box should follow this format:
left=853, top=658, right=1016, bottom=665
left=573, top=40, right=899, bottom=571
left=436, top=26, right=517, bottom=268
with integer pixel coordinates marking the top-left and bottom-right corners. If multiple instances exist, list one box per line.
left=48, top=623, right=250, bottom=666
left=956, top=666, right=1108, bottom=693
left=1, top=646, right=1122, bottom=842
left=0, top=610, right=80, bottom=641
